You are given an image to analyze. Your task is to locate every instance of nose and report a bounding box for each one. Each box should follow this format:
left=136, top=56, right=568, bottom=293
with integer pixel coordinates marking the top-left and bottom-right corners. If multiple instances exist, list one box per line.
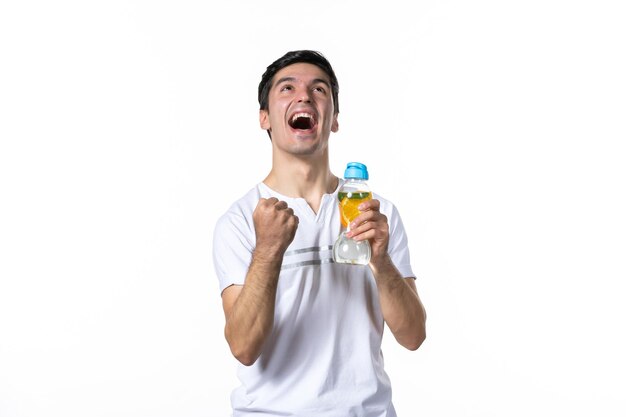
left=297, top=88, right=312, bottom=103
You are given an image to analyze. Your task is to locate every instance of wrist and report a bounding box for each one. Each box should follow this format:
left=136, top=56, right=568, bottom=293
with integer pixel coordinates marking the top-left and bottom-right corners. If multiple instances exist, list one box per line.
left=368, top=253, right=395, bottom=276
left=252, top=245, right=285, bottom=267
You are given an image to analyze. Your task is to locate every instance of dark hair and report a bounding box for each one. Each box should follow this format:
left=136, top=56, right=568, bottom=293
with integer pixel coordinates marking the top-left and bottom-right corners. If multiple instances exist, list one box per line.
left=258, top=50, right=339, bottom=114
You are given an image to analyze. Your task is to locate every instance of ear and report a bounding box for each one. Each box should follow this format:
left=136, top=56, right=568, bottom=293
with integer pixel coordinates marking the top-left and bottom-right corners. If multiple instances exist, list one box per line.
left=331, top=113, right=339, bottom=133
left=259, top=109, right=270, bottom=130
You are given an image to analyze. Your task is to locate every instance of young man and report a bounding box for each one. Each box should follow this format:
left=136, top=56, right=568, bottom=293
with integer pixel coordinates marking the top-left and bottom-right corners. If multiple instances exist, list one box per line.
left=212, top=50, right=426, bottom=416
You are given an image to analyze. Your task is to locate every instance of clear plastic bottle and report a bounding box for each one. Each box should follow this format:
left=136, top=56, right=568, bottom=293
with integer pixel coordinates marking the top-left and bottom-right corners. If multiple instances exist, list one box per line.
left=332, top=162, right=372, bottom=265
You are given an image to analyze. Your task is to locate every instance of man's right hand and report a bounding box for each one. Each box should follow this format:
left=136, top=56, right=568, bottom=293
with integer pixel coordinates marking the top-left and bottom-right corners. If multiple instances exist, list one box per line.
left=223, top=197, right=298, bottom=366
left=252, top=197, right=299, bottom=257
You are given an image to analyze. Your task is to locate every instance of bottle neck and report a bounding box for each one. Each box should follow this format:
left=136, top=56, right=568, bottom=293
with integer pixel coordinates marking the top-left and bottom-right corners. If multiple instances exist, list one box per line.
left=341, top=178, right=370, bottom=192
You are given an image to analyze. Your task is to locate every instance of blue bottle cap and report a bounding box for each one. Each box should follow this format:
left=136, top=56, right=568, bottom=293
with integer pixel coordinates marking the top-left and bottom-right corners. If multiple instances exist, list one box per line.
left=344, top=162, right=369, bottom=180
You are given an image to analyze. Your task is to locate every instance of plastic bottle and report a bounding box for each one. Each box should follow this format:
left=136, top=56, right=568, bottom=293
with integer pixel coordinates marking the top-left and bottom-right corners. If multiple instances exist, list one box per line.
left=332, top=162, right=372, bottom=265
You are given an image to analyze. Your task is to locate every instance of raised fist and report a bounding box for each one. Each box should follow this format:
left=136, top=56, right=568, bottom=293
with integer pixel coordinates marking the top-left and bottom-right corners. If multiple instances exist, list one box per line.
left=252, top=197, right=299, bottom=256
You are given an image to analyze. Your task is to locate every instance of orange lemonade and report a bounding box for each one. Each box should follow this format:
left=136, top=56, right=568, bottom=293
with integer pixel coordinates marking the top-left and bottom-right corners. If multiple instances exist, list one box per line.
left=338, top=191, right=371, bottom=228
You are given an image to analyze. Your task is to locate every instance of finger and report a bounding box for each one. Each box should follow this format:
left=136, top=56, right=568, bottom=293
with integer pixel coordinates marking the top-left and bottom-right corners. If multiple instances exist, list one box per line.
left=349, top=215, right=388, bottom=239
left=349, top=227, right=377, bottom=242
left=358, top=198, right=380, bottom=211
left=350, top=210, right=383, bottom=229
left=274, top=200, right=289, bottom=210
left=258, top=197, right=278, bottom=208
left=347, top=217, right=374, bottom=235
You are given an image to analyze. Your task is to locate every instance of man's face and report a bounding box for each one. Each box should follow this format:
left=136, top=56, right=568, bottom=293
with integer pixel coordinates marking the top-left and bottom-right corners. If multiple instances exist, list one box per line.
left=260, top=62, right=338, bottom=156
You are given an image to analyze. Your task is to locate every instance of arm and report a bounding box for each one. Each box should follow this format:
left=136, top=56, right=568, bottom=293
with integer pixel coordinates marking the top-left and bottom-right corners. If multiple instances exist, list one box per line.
left=347, top=199, right=427, bottom=350
left=368, top=259, right=427, bottom=350
left=222, top=197, right=298, bottom=366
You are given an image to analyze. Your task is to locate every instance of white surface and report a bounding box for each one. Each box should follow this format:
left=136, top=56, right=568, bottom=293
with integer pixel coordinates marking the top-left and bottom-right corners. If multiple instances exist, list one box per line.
left=1, top=1, right=625, bottom=416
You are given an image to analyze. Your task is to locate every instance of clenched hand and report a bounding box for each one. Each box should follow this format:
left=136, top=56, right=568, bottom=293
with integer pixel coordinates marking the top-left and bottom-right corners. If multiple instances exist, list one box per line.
left=253, top=197, right=299, bottom=258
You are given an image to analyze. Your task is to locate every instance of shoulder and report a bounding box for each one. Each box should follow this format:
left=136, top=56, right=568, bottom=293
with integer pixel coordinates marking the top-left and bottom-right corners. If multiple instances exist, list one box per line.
left=214, top=185, right=262, bottom=235
left=372, top=192, right=408, bottom=236
left=372, top=192, right=400, bottom=218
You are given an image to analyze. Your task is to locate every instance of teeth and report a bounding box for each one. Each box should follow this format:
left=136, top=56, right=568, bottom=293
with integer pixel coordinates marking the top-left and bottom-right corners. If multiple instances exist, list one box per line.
left=291, top=112, right=314, bottom=123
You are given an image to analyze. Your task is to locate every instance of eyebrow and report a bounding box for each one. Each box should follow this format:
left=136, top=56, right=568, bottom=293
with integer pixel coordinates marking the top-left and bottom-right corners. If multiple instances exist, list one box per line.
left=274, top=77, right=331, bottom=89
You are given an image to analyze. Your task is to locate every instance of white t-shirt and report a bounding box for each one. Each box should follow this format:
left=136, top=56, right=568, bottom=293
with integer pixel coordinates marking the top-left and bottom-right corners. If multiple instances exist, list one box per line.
left=212, top=181, right=415, bottom=417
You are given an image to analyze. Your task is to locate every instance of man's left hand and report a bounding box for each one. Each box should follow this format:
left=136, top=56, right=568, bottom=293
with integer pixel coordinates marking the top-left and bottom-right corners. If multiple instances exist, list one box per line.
left=345, top=198, right=389, bottom=264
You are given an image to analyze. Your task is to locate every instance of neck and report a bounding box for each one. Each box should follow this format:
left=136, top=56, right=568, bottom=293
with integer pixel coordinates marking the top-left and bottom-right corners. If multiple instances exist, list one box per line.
left=263, top=157, right=338, bottom=213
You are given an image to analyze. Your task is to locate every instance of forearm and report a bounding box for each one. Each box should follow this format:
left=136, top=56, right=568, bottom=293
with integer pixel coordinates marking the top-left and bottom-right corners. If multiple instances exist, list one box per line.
left=370, top=255, right=427, bottom=350
left=225, top=252, right=282, bottom=365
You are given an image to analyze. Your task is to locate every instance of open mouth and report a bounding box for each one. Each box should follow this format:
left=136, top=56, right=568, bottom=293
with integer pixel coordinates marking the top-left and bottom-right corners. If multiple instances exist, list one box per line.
left=288, top=112, right=316, bottom=131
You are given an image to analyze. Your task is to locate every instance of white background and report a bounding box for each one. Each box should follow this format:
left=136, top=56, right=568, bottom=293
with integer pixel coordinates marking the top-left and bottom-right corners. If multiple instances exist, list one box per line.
left=1, top=1, right=625, bottom=416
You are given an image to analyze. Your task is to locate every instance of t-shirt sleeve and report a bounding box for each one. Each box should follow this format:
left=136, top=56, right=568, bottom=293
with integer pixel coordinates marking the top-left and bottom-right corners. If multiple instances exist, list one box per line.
left=387, top=204, right=416, bottom=280
left=212, top=211, right=255, bottom=294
